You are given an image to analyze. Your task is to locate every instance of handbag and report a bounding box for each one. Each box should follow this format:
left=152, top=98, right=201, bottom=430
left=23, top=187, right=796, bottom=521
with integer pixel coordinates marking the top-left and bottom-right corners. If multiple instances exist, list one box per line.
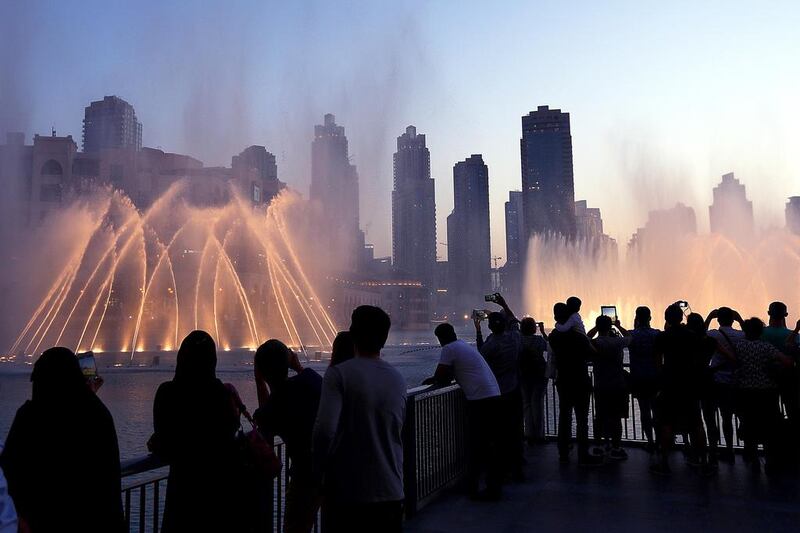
left=236, top=412, right=282, bottom=481
left=225, top=383, right=282, bottom=481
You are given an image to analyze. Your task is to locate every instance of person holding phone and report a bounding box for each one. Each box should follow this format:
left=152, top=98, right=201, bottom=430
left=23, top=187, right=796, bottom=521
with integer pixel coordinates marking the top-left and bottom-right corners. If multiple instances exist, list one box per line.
left=1, top=347, right=124, bottom=532
left=475, top=293, right=525, bottom=481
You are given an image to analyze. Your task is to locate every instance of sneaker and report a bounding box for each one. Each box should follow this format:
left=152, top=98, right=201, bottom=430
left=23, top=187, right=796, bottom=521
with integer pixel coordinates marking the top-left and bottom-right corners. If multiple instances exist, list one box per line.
left=591, top=446, right=607, bottom=457
left=608, top=447, right=628, bottom=461
left=578, top=455, right=604, bottom=467
left=649, top=463, right=672, bottom=476
left=686, top=454, right=704, bottom=467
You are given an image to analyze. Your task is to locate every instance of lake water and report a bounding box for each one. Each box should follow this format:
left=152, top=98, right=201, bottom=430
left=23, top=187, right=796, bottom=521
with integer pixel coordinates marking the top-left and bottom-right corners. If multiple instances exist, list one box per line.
left=0, top=344, right=442, bottom=459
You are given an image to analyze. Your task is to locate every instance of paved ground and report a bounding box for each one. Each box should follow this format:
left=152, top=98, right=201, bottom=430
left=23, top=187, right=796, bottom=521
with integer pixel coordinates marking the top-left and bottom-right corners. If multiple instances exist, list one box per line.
left=405, top=444, right=800, bottom=533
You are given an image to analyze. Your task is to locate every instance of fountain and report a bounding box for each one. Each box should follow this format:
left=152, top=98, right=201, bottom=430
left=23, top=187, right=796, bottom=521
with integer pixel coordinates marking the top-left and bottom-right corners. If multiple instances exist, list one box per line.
left=523, top=230, right=800, bottom=326
left=4, top=182, right=338, bottom=361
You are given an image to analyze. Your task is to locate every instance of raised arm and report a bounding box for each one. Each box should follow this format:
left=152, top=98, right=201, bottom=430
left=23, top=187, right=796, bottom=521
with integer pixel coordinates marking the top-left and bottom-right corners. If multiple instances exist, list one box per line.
left=614, top=320, right=631, bottom=337
left=704, top=309, right=718, bottom=330
left=494, top=293, right=517, bottom=323
left=475, top=318, right=485, bottom=349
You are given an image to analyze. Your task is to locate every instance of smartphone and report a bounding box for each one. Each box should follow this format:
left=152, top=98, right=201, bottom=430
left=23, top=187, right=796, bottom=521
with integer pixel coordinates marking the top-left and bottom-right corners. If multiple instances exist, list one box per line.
left=472, top=309, right=488, bottom=321
left=484, top=293, right=498, bottom=303
left=77, top=351, right=98, bottom=379
left=677, top=300, right=690, bottom=315
left=601, top=306, right=618, bottom=321
left=536, top=321, right=545, bottom=330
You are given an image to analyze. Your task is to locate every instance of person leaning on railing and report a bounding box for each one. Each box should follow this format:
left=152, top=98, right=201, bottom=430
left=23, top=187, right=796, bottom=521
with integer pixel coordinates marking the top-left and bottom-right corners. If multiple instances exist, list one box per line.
left=424, top=322, right=502, bottom=500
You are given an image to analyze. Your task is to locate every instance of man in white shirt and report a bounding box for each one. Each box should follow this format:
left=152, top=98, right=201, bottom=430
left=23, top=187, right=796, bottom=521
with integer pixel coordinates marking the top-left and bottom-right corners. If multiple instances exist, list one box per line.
left=425, top=323, right=503, bottom=500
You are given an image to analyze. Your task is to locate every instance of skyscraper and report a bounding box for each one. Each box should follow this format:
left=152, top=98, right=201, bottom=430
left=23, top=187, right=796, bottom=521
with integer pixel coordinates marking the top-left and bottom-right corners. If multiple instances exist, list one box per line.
left=520, top=106, right=576, bottom=243
left=786, top=197, right=800, bottom=235
left=447, top=155, right=491, bottom=313
left=82, top=96, right=142, bottom=153
left=310, top=114, right=361, bottom=271
left=574, top=200, right=604, bottom=240
left=392, top=125, right=436, bottom=289
left=504, top=191, right=524, bottom=267
left=232, top=145, right=278, bottom=182
left=709, top=172, right=754, bottom=242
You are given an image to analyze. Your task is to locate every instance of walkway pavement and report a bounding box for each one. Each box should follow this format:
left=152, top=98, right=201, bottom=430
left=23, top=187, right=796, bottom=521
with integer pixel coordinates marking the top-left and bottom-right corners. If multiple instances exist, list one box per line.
left=405, top=444, right=800, bottom=533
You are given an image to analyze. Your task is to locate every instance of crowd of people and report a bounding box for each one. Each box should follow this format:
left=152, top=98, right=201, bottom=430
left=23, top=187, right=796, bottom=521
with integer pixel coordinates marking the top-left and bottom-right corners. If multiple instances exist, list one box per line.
left=0, top=295, right=798, bottom=531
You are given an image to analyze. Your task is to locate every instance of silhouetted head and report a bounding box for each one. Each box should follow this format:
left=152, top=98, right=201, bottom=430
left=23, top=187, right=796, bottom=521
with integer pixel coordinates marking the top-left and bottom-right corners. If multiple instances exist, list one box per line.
left=717, top=307, right=735, bottom=327
left=487, top=312, right=506, bottom=335
left=434, top=323, right=458, bottom=346
left=742, top=317, right=765, bottom=341
left=554, top=302, right=570, bottom=325
left=175, top=330, right=217, bottom=383
left=768, top=301, right=788, bottom=319
left=686, top=312, right=706, bottom=335
left=520, top=317, right=537, bottom=336
left=255, top=339, right=291, bottom=385
left=595, top=315, right=613, bottom=334
left=330, top=331, right=355, bottom=367
left=350, top=305, right=391, bottom=356
left=31, top=347, right=88, bottom=404
left=634, top=306, right=651, bottom=328
left=566, top=296, right=582, bottom=314
left=664, top=304, right=684, bottom=327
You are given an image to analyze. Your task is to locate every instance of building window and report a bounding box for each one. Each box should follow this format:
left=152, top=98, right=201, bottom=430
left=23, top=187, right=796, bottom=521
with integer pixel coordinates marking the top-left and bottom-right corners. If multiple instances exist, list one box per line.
left=41, top=159, right=63, bottom=175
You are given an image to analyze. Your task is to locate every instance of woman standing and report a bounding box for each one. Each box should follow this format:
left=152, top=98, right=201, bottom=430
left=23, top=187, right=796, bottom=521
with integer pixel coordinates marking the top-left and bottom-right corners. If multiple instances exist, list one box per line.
left=151, top=331, right=243, bottom=532
left=1, top=347, right=123, bottom=532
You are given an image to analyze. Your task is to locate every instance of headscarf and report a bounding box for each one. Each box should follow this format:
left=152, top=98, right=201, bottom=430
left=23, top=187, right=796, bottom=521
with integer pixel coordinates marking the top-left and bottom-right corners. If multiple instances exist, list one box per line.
left=174, top=330, right=218, bottom=384
left=31, top=347, right=89, bottom=404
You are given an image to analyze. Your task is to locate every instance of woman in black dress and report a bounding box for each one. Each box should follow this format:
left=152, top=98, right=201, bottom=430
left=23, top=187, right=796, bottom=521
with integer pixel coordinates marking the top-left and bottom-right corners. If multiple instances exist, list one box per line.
left=151, top=330, right=243, bottom=532
left=1, top=347, right=123, bottom=532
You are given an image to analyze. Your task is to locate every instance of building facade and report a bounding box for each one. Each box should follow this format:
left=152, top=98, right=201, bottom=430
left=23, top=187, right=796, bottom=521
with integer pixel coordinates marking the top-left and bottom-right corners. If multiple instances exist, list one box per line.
left=520, top=105, right=576, bottom=243
left=82, top=96, right=142, bottom=153
left=787, top=197, right=800, bottom=235
left=708, top=172, right=754, bottom=243
left=575, top=200, right=604, bottom=240
left=310, top=114, right=362, bottom=272
left=447, top=155, right=491, bottom=315
left=391, top=125, right=436, bottom=289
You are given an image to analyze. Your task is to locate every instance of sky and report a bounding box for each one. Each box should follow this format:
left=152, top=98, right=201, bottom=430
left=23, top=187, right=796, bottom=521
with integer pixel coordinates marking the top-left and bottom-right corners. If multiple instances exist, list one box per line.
left=1, top=0, right=799, bottom=262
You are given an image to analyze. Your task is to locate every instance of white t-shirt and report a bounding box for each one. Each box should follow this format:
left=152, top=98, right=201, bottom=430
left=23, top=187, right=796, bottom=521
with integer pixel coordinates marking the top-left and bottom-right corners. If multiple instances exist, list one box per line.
left=440, top=339, right=501, bottom=401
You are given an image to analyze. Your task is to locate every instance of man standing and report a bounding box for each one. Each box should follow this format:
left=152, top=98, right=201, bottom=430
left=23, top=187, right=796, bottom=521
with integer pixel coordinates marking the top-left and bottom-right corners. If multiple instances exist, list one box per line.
left=762, top=301, right=800, bottom=442
left=425, top=323, right=502, bottom=499
left=313, top=306, right=407, bottom=533
left=589, top=315, right=632, bottom=460
left=705, top=306, right=745, bottom=463
left=475, top=293, right=524, bottom=481
left=548, top=303, right=601, bottom=466
left=254, top=339, right=323, bottom=533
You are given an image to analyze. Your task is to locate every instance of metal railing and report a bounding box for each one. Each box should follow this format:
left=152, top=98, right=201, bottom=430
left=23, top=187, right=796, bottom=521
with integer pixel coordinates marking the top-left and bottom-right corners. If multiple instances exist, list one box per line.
left=119, top=386, right=469, bottom=532
left=403, top=384, right=468, bottom=517
left=543, top=363, right=750, bottom=447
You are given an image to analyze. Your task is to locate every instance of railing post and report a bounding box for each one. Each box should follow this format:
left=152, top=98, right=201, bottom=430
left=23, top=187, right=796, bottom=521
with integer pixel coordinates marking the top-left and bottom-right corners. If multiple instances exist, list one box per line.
left=403, top=392, right=418, bottom=519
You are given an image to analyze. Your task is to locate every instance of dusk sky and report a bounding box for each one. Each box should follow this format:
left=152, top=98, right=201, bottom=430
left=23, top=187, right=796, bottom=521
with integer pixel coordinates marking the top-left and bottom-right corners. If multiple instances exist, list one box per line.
left=2, top=0, right=799, bottom=261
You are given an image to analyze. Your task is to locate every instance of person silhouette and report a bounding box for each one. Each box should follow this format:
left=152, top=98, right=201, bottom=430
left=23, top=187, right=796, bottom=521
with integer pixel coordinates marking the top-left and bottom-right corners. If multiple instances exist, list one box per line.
left=150, top=331, right=243, bottom=532
left=1, top=347, right=123, bottom=532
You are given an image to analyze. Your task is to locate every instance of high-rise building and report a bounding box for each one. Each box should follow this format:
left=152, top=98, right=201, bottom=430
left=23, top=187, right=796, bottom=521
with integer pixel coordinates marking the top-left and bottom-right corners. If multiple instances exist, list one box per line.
left=232, top=145, right=278, bottom=182
left=310, top=114, right=361, bottom=272
left=505, top=191, right=524, bottom=267
left=447, top=155, right=491, bottom=314
left=708, top=172, right=754, bottom=242
left=787, top=197, right=800, bottom=235
left=520, top=106, right=576, bottom=243
left=82, top=96, right=142, bottom=153
left=575, top=200, right=604, bottom=240
left=628, top=202, right=696, bottom=252
left=391, top=125, right=436, bottom=289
